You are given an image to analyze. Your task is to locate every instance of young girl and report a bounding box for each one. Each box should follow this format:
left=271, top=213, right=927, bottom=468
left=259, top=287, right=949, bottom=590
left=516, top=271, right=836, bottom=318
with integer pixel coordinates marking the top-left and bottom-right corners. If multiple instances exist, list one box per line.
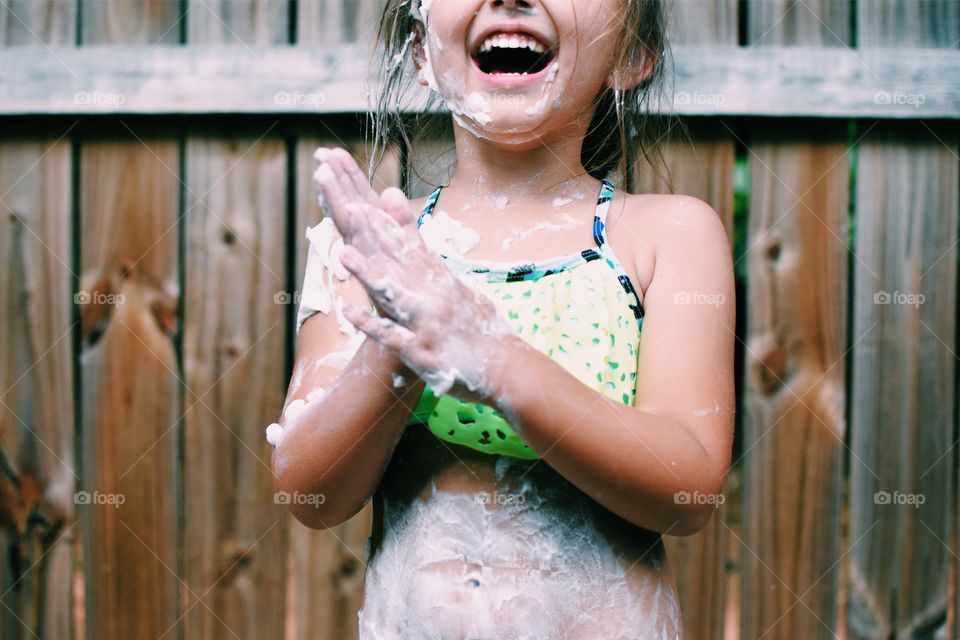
left=271, top=0, right=735, bottom=638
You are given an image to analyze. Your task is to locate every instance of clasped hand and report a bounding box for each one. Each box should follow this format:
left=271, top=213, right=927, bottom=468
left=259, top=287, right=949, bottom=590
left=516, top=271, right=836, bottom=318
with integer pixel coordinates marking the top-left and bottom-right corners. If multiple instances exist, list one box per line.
left=312, top=147, right=519, bottom=405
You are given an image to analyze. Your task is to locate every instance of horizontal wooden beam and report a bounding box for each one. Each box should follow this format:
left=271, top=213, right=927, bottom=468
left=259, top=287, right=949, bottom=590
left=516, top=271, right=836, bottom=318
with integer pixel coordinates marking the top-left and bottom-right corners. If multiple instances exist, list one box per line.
left=0, top=44, right=957, bottom=118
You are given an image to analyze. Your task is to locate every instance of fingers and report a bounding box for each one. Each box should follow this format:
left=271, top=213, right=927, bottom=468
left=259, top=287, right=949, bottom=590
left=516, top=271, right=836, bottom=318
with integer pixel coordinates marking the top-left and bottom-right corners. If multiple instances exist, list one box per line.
left=336, top=148, right=382, bottom=206
left=313, top=160, right=357, bottom=238
left=342, top=302, right=417, bottom=354
left=315, top=147, right=380, bottom=207
left=380, top=186, right=415, bottom=227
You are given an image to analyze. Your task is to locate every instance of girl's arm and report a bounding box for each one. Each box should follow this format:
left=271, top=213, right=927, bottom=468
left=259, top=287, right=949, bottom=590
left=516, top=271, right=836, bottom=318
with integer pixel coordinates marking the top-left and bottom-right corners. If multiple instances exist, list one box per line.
left=488, top=196, right=736, bottom=537
left=272, top=247, right=425, bottom=530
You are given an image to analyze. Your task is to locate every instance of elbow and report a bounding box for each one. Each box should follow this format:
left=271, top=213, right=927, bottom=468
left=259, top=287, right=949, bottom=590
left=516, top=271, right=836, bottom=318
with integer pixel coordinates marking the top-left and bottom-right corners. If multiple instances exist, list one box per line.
left=667, top=478, right=726, bottom=537
left=271, top=446, right=339, bottom=530
left=271, top=444, right=369, bottom=530
left=669, top=502, right=717, bottom=536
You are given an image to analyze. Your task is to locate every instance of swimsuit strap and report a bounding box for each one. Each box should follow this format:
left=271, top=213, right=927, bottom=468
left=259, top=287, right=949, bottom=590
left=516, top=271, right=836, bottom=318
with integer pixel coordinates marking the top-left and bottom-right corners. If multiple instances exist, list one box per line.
left=591, top=179, right=616, bottom=252
left=416, top=184, right=444, bottom=227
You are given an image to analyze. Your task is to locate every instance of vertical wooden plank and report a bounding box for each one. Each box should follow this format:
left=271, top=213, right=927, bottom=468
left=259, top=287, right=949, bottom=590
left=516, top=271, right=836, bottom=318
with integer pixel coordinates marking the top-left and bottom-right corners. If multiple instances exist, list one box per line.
left=187, top=0, right=288, bottom=45
left=285, top=124, right=400, bottom=640
left=848, top=121, right=957, bottom=640
left=0, top=0, right=75, bottom=45
left=668, top=0, right=738, bottom=45
left=297, top=0, right=386, bottom=45
left=182, top=123, right=288, bottom=640
left=0, top=7, right=78, bottom=640
left=634, top=5, right=738, bottom=639
left=0, top=125, right=76, bottom=639
left=78, top=3, right=182, bottom=639
left=849, top=4, right=958, bottom=639
left=857, top=0, right=959, bottom=48
left=182, top=3, right=290, bottom=639
left=748, top=0, right=851, bottom=46
left=742, top=122, right=849, bottom=640
left=741, top=3, right=850, bottom=639
left=80, top=0, right=179, bottom=44
left=78, top=127, right=181, bottom=639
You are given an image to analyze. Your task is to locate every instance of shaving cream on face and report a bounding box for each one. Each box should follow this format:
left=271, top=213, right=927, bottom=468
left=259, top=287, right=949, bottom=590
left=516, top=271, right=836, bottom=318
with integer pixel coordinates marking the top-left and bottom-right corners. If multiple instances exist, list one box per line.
left=525, top=62, right=560, bottom=117
left=412, top=0, right=560, bottom=144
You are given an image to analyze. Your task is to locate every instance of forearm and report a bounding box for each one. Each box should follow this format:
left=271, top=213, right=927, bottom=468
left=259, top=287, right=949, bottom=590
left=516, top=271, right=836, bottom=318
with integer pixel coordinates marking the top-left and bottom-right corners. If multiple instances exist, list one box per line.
left=490, top=336, right=721, bottom=535
left=273, top=337, right=424, bottom=529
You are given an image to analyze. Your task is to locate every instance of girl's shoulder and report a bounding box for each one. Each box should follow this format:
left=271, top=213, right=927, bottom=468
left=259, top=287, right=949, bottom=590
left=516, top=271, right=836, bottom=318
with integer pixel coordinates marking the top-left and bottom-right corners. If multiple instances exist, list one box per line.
left=609, top=191, right=729, bottom=295
left=613, top=191, right=726, bottom=245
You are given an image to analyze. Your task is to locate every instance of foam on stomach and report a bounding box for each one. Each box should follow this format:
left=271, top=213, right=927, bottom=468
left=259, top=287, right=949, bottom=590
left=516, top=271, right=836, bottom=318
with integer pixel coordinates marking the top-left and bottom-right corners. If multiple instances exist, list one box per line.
left=358, top=429, right=684, bottom=640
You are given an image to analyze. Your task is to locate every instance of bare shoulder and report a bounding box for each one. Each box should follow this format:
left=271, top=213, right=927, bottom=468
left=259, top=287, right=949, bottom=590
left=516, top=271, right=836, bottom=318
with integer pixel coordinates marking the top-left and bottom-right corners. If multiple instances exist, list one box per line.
left=608, top=191, right=731, bottom=297
left=617, top=193, right=730, bottom=264
left=619, top=192, right=727, bottom=239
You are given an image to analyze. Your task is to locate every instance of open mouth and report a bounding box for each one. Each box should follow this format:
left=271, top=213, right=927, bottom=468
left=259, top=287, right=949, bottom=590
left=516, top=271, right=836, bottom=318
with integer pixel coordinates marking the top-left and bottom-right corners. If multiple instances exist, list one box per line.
left=472, top=32, right=555, bottom=75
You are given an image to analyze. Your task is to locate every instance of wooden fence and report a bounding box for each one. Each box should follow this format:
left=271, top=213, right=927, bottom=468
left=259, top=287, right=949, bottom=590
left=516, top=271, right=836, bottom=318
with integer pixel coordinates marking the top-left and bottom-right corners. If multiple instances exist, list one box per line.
left=0, top=0, right=957, bottom=638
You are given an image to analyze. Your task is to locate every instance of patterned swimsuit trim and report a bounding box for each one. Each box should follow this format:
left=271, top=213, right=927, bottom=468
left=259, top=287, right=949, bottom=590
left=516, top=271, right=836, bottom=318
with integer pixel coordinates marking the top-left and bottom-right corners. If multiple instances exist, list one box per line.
left=416, top=179, right=645, bottom=328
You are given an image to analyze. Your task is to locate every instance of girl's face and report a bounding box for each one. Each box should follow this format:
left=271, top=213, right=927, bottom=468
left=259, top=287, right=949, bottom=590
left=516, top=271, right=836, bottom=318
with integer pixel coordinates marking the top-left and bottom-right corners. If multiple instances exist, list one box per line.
left=413, top=0, right=627, bottom=145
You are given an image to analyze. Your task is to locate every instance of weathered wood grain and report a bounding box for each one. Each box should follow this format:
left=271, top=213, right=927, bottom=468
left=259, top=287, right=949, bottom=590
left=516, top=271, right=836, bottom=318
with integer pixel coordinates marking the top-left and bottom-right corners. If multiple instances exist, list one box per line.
left=187, top=0, right=289, bottom=45
left=742, top=121, right=849, bottom=640
left=0, top=126, right=76, bottom=640
left=2, top=45, right=958, bottom=117
left=182, top=122, right=288, bottom=640
left=77, top=3, right=182, bottom=638
left=849, top=4, right=958, bottom=639
left=78, top=125, right=181, bottom=639
left=741, top=4, right=851, bottom=639
left=181, top=3, right=290, bottom=639
left=0, top=0, right=74, bottom=46
left=297, top=0, right=385, bottom=45
left=0, top=6, right=77, bottom=640
left=80, top=0, right=180, bottom=45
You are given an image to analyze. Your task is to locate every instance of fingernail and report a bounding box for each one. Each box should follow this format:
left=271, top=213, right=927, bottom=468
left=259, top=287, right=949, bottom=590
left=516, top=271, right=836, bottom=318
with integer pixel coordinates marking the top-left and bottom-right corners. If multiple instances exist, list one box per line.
left=313, top=147, right=329, bottom=162
left=316, top=163, right=335, bottom=182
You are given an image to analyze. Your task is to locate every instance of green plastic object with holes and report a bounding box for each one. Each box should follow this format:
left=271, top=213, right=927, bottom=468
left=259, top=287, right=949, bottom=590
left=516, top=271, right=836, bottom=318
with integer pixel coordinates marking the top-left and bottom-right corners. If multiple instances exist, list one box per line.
left=408, top=384, right=540, bottom=459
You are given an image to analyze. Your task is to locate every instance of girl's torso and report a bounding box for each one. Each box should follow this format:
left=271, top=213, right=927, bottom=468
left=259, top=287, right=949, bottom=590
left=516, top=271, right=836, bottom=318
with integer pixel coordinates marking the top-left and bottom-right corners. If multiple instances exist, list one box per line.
left=359, top=180, right=683, bottom=640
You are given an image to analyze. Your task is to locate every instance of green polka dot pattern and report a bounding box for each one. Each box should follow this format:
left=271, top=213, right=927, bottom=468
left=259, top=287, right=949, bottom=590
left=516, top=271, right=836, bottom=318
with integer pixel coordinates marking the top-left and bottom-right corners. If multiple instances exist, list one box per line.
left=407, top=258, right=641, bottom=459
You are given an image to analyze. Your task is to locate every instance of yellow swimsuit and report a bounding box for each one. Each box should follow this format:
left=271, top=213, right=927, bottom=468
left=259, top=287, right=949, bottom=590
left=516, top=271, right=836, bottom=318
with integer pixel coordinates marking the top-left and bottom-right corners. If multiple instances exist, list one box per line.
left=408, top=179, right=644, bottom=459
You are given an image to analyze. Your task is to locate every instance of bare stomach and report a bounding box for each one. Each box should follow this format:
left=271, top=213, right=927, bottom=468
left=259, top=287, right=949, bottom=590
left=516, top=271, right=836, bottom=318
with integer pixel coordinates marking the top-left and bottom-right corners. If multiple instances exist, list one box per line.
left=359, top=426, right=684, bottom=640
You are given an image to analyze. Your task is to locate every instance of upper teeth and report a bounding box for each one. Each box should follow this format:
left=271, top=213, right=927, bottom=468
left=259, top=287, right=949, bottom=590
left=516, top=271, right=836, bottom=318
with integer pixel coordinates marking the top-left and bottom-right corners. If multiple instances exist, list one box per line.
left=479, top=33, right=547, bottom=54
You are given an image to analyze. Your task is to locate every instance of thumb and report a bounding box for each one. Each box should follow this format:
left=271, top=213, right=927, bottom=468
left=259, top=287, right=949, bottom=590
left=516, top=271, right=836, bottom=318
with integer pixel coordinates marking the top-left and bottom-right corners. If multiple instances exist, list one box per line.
left=380, top=187, right=414, bottom=227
